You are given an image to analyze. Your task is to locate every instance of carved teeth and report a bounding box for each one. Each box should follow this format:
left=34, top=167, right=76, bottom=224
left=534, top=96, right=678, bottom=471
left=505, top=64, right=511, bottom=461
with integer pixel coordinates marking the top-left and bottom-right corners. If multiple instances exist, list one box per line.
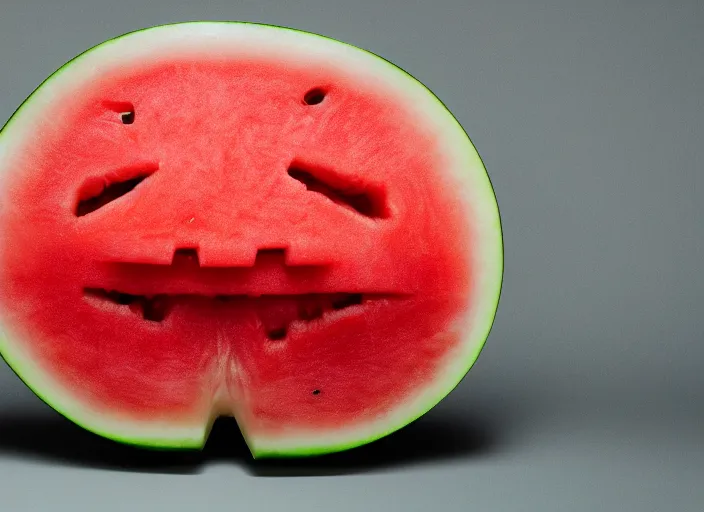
left=84, top=288, right=375, bottom=329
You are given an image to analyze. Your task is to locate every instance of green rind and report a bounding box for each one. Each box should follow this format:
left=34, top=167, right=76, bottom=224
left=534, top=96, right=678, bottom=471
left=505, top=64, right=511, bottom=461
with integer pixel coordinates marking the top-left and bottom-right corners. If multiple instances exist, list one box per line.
left=0, top=336, right=208, bottom=450
left=0, top=21, right=503, bottom=457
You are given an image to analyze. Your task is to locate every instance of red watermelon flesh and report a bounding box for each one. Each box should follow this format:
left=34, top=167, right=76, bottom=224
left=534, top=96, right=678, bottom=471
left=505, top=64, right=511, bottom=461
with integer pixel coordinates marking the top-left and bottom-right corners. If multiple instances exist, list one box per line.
left=0, top=23, right=503, bottom=457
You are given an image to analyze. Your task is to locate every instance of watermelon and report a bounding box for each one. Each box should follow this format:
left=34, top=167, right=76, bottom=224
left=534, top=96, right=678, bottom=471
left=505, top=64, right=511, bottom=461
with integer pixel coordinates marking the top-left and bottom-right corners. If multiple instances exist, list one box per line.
left=0, top=22, right=503, bottom=457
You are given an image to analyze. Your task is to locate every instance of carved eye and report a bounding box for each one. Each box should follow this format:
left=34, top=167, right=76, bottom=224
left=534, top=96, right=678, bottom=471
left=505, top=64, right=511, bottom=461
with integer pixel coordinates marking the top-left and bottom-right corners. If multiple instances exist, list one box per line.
left=75, top=163, right=158, bottom=217
left=287, top=161, right=389, bottom=219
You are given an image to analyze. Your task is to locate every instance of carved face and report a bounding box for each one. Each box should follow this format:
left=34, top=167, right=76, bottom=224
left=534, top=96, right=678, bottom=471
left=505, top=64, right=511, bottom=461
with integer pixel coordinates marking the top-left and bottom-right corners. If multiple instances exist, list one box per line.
left=0, top=24, right=500, bottom=455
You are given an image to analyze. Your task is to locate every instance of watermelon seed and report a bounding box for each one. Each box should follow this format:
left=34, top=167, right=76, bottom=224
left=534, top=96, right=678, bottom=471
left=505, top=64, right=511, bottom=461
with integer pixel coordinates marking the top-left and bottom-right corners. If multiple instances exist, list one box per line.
left=120, top=111, right=135, bottom=124
left=303, top=88, right=326, bottom=105
left=312, top=389, right=321, bottom=396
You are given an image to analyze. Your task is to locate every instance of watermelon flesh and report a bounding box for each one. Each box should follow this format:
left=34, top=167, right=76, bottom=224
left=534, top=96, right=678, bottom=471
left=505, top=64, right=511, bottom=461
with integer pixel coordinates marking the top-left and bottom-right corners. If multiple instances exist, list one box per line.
left=0, top=23, right=503, bottom=457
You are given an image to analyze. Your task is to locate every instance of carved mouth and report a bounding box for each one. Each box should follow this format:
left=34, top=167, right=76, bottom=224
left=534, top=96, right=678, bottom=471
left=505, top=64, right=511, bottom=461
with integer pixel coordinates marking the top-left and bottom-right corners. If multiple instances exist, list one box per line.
left=83, top=248, right=408, bottom=341
left=83, top=288, right=397, bottom=341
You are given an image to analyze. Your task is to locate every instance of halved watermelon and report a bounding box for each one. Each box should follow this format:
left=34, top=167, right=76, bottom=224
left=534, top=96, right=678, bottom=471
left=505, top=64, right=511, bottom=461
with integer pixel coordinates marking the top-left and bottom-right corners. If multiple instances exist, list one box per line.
left=0, top=22, right=503, bottom=457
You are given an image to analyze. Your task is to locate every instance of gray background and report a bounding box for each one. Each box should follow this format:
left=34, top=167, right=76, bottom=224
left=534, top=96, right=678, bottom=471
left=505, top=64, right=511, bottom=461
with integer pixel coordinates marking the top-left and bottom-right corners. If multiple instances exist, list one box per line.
left=0, top=0, right=702, bottom=510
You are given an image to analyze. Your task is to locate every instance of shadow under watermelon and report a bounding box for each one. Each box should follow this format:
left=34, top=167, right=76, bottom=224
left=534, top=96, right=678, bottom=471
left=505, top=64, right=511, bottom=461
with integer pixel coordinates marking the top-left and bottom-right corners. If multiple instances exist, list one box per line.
left=0, top=409, right=501, bottom=476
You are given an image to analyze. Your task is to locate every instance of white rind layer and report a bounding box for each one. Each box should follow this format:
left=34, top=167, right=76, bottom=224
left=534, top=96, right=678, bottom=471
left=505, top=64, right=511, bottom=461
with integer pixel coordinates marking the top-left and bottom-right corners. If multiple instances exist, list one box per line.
left=0, top=22, right=503, bottom=456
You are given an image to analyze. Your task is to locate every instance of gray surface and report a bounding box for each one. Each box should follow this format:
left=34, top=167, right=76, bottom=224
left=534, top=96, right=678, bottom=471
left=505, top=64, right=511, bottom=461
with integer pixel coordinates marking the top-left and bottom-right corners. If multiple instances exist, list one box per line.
left=1, top=0, right=702, bottom=510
